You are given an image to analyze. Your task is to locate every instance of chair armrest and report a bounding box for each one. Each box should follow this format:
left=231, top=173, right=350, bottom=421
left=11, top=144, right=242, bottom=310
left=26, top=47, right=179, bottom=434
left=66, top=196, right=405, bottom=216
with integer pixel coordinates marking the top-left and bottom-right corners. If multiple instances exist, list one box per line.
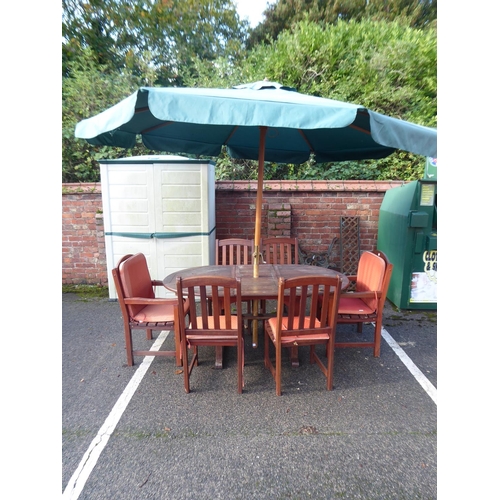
left=151, top=280, right=165, bottom=287
left=124, top=297, right=178, bottom=306
left=340, top=290, right=382, bottom=300
left=123, top=296, right=189, bottom=319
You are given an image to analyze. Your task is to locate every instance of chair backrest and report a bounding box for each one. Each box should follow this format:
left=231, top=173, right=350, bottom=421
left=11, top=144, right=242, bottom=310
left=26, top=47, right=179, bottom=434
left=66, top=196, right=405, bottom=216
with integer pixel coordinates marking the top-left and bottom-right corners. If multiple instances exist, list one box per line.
left=355, top=251, right=387, bottom=311
left=275, top=275, right=341, bottom=340
left=373, top=249, right=394, bottom=310
left=262, top=237, right=299, bottom=264
left=216, top=238, right=254, bottom=265
left=116, top=253, right=155, bottom=318
left=176, top=275, right=243, bottom=335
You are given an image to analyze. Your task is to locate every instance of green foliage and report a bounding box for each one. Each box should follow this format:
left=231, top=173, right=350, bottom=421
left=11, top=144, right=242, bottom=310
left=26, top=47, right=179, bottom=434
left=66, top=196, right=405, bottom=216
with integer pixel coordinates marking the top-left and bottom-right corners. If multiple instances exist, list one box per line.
left=62, top=284, right=109, bottom=298
left=62, top=0, right=249, bottom=86
left=214, top=148, right=260, bottom=180
left=249, top=0, right=437, bottom=47
left=62, top=48, right=156, bottom=182
left=297, top=151, right=425, bottom=181
left=228, top=150, right=424, bottom=182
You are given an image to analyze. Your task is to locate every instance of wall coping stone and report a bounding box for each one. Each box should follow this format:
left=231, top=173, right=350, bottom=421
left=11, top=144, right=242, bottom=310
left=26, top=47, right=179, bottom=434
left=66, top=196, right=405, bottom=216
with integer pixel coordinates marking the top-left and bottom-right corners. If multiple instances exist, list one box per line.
left=215, top=180, right=406, bottom=192
left=62, top=183, right=102, bottom=194
left=63, top=180, right=406, bottom=194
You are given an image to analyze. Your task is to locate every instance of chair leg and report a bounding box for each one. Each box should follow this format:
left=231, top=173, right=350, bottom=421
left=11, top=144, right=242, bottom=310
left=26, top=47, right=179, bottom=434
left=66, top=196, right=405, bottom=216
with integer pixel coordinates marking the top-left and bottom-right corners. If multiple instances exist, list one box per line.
left=242, top=339, right=245, bottom=383
left=237, top=339, right=244, bottom=394
left=260, top=299, right=266, bottom=315
left=146, top=328, right=153, bottom=340
left=174, top=315, right=182, bottom=367
left=326, top=340, right=334, bottom=391
left=309, top=345, right=316, bottom=364
left=264, top=325, right=270, bottom=369
left=245, top=300, right=253, bottom=330
left=357, top=322, right=363, bottom=333
left=373, top=321, right=382, bottom=358
left=182, top=337, right=190, bottom=393
left=275, top=342, right=282, bottom=396
left=124, top=322, right=134, bottom=366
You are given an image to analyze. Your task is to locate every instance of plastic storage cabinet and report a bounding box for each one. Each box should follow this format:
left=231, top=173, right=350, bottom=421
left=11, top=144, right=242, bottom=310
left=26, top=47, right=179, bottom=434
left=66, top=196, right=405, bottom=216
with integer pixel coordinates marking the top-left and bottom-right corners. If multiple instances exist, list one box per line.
left=99, top=155, right=216, bottom=299
left=377, top=158, right=437, bottom=310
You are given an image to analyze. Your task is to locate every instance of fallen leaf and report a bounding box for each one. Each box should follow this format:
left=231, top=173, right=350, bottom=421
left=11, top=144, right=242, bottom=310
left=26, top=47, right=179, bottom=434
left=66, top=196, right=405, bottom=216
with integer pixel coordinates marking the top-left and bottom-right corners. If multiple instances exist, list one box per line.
left=298, top=426, right=318, bottom=435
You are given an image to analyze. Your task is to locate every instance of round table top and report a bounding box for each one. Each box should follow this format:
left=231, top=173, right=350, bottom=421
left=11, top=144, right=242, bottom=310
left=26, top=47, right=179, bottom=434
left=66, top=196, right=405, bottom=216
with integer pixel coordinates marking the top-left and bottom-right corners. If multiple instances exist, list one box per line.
left=163, top=264, right=349, bottom=298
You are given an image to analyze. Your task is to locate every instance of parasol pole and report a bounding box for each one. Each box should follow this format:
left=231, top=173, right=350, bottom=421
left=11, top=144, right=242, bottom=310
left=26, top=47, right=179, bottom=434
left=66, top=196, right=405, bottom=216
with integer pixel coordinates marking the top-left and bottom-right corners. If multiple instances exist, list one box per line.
left=254, top=126, right=267, bottom=278
left=252, top=126, right=267, bottom=347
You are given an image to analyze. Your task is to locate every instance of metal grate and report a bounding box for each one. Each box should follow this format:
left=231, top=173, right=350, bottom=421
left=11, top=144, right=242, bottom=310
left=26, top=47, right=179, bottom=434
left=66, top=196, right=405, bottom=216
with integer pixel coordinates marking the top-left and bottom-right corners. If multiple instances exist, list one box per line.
left=340, top=216, right=360, bottom=276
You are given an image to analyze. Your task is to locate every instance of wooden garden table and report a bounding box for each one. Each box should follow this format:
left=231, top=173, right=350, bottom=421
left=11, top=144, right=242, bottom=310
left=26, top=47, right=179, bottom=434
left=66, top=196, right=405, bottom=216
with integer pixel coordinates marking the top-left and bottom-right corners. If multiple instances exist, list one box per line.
left=164, top=264, right=349, bottom=368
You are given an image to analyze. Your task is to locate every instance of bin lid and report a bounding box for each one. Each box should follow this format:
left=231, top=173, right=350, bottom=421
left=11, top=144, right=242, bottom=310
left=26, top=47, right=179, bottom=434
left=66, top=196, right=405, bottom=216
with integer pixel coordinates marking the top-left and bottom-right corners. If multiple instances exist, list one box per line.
left=98, top=154, right=213, bottom=164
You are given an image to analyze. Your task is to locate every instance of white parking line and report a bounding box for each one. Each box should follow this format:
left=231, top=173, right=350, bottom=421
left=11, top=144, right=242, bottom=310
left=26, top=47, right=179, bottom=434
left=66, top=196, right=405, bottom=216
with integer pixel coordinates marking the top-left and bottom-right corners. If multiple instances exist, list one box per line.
left=381, top=326, right=437, bottom=405
left=62, top=330, right=170, bottom=500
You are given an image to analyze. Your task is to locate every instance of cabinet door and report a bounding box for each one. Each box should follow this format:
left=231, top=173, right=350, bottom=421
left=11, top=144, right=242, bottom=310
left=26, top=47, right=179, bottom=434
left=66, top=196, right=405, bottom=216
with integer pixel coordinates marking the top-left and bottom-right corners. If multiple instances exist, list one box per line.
left=101, top=163, right=157, bottom=299
left=154, top=162, right=214, bottom=297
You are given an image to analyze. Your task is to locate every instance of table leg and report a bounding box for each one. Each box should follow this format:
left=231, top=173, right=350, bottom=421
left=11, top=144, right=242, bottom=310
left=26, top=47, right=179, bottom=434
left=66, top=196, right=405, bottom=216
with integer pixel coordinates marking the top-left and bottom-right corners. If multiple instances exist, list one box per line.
left=252, top=300, right=259, bottom=347
left=215, top=346, right=223, bottom=369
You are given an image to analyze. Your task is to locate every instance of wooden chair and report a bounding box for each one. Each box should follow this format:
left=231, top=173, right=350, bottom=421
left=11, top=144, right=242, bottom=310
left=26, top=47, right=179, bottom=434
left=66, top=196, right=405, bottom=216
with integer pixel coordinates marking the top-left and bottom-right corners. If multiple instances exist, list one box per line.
left=215, top=238, right=255, bottom=323
left=264, top=275, right=341, bottom=396
left=112, top=253, right=188, bottom=367
left=320, top=250, right=393, bottom=358
left=215, top=238, right=255, bottom=265
left=176, top=275, right=245, bottom=393
left=262, top=236, right=299, bottom=304
left=262, top=237, right=299, bottom=265
left=261, top=236, right=301, bottom=332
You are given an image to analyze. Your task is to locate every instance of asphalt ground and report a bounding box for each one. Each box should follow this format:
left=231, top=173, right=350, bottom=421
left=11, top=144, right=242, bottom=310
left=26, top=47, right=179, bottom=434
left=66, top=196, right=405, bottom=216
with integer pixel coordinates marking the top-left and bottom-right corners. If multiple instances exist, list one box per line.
left=62, top=294, right=437, bottom=499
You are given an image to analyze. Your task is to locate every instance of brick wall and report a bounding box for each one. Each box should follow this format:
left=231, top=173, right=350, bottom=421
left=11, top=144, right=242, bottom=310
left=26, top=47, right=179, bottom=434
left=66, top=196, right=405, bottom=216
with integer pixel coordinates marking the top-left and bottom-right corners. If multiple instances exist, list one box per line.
left=62, top=184, right=107, bottom=285
left=214, top=180, right=404, bottom=270
left=267, top=203, right=291, bottom=237
left=62, top=180, right=404, bottom=285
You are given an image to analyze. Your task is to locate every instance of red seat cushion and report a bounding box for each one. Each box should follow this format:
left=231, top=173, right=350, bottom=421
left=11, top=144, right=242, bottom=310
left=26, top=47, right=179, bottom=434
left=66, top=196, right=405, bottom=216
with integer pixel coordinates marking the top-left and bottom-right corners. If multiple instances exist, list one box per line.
left=338, top=296, right=376, bottom=315
left=131, top=302, right=176, bottom=323
left=190, top=315, right=239, bottom=330
left=267, top=316, right=324, bottom=343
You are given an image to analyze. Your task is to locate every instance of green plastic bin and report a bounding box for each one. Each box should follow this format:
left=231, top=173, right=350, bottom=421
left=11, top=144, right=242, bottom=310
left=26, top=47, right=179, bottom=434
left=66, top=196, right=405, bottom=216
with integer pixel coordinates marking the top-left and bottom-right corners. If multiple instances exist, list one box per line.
left=377, top=163, right=437, bottom=310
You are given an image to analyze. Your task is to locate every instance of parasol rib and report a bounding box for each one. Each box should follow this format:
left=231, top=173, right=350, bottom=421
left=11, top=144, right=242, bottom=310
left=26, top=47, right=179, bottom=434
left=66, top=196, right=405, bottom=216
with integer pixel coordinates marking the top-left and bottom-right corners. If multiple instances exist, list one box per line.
left=143, top=122, right=174, bottom=134
left=298, top=130, right=314, bottom=152
left=348, top=124, right=371, bottom=135
left=224, top=126, right=239, bottom=144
